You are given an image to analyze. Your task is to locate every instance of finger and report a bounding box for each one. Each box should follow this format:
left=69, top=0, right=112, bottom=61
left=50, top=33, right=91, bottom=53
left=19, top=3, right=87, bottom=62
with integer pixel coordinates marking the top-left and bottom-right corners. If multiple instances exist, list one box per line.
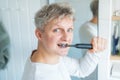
left=91, top=37, right=98, bottom=53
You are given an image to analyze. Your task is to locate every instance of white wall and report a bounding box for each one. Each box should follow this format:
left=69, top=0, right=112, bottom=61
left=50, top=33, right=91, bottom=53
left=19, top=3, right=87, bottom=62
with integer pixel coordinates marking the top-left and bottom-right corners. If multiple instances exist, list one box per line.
left=0, top=0, right=48, bottom=80
left=112, top=0, right=120, bottom=15
left=98, top=0, right=112, bottom=80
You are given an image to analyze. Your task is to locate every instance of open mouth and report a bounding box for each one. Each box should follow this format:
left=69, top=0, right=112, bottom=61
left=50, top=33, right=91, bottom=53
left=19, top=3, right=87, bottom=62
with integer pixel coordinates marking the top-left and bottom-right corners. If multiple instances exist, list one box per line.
left=57, top=43, right=68, bottom=48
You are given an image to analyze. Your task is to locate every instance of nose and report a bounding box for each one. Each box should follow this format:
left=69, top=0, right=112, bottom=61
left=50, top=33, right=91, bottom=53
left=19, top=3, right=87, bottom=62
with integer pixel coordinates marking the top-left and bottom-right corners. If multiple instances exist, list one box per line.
left=61, top=31, right=71, bottom=41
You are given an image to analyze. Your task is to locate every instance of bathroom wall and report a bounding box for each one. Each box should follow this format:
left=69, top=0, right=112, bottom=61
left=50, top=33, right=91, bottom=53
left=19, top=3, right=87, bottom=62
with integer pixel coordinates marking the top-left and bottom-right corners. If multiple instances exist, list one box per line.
left=0, top=0, right=48, bottom=80
left=98, top=0, right=112, bottom=80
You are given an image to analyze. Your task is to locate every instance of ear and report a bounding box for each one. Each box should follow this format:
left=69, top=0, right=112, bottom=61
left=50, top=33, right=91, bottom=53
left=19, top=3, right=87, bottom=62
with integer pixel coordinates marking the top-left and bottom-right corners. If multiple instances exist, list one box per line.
left=35, top=28, right=43, bottom=40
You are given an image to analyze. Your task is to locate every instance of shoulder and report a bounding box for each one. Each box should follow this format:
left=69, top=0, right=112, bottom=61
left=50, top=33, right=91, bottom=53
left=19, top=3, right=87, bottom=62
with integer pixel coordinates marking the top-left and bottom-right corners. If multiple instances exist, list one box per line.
left=80, top=21, right=97, bottom=28
left=60, top=56, right=79, bottom=66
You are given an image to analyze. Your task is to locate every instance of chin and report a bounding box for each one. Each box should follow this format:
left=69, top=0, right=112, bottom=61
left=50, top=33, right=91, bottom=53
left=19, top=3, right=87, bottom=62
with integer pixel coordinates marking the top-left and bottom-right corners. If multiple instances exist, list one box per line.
left=59, top=52, right=68, bottom=56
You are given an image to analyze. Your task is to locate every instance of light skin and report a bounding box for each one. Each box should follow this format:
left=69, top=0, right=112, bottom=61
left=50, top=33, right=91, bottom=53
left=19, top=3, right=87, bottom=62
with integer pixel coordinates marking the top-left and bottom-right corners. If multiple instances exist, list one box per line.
left=31, top=16, right=74, bottom=64
left=90, top=16, right=98, bottom=24
left=31, top=16, right=107, bottom=64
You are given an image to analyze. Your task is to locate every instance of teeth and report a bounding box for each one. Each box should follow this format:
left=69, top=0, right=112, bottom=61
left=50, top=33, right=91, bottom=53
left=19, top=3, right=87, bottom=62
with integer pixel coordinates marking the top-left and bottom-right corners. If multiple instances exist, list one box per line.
left=58, top=43, right=68, bottom=48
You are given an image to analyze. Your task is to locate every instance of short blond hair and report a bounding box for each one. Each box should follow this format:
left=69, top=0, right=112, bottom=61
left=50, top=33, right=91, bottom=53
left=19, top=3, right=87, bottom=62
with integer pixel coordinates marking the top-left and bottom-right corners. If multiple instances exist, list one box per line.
left=34, top=2, right=75, bottom=31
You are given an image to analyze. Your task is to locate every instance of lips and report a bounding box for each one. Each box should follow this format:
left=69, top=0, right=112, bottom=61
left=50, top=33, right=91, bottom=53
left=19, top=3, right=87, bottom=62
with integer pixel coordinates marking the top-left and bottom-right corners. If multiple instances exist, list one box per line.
left=57, top=43, right=68, bottom=48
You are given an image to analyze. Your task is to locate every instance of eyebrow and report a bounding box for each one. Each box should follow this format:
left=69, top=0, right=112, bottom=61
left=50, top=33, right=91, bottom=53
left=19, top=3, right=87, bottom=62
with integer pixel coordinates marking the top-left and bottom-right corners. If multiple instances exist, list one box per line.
left=55, top=24, right=74, bottom=28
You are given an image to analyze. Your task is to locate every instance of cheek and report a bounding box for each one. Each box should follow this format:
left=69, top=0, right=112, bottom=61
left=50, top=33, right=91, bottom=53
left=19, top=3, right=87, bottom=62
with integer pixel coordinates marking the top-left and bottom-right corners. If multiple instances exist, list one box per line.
left=48, top=37, right=56, bottom=42
left=69, top=34, right=73, bottom=42
left=45, top=35, right=59, bottom=44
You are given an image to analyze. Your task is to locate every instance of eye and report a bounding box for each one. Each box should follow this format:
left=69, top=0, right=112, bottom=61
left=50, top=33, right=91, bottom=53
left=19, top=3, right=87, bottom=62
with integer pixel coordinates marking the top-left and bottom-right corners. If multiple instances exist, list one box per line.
left=67, top=28, right=73, bottom=33
left=53, top=28, right=60, bottom=32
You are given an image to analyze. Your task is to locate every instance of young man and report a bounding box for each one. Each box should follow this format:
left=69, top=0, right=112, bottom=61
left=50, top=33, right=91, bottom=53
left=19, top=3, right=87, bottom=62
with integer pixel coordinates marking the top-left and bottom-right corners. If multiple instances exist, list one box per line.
left=79, top=0, right=98, bottom=47
left=79, top=0, right=99, bottom=80
left=22, top=2, right=106, bottom=80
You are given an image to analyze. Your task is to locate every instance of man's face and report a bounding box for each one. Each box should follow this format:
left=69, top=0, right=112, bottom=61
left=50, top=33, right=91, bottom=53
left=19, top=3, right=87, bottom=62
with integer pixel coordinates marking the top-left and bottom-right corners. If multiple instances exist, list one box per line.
left=40, top=16, right=74, bottom=56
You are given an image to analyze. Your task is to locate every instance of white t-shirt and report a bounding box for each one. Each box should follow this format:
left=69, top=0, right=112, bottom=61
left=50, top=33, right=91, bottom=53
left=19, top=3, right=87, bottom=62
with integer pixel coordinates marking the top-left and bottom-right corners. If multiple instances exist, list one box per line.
left=22, top=51, right=102, bottom=80
left=79, top=21, right=98, bottom=80
left=79, top=21, right=97, bottom=55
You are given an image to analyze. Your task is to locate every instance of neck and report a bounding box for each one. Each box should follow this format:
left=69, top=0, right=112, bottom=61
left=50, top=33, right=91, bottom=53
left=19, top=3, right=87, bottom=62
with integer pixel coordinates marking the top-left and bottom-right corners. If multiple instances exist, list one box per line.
left=31, top=44, right=60, bottom=64
left=90, top=16, right=98, bottom=24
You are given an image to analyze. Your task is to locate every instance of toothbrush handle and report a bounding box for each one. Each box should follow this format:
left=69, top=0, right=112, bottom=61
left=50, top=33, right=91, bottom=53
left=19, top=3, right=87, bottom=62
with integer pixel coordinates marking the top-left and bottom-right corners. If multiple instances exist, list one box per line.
left=75, top=44, right=93, bottom=49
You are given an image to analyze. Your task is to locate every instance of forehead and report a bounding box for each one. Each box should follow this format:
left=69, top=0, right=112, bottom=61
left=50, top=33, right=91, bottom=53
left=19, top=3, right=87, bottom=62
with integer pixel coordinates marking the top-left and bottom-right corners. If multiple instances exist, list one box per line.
left=47, top=16, right=74, bottom=28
